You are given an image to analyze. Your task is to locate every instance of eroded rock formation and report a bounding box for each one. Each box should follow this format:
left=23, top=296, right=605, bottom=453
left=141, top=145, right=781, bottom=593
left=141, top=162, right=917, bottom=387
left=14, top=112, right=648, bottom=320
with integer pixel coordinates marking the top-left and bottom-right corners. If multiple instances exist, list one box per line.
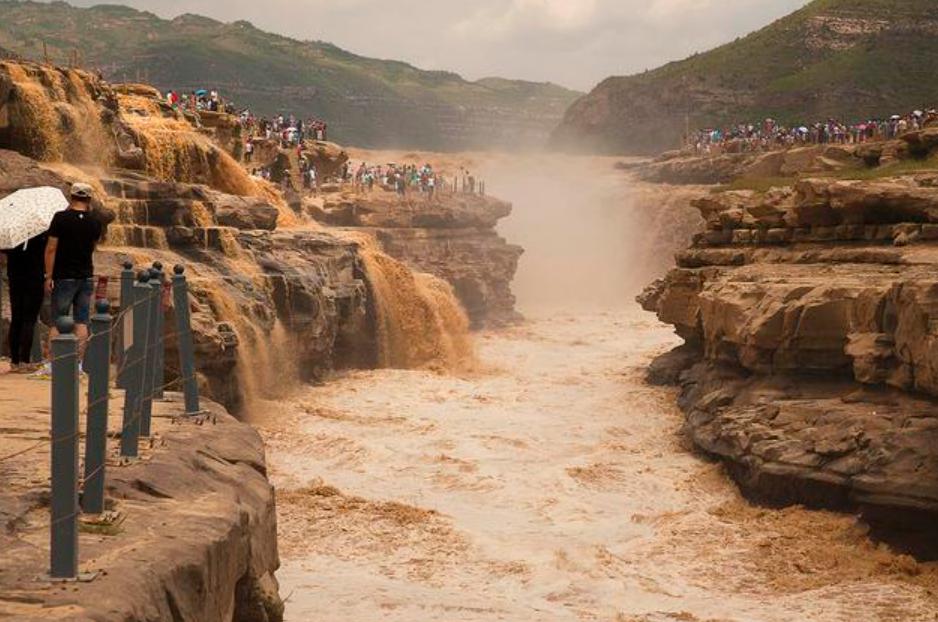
left=641, top=173, right=938, bottom=537
left=308, top=192, right=523, bottom=328
left=0, top=59, right=521, bottom=410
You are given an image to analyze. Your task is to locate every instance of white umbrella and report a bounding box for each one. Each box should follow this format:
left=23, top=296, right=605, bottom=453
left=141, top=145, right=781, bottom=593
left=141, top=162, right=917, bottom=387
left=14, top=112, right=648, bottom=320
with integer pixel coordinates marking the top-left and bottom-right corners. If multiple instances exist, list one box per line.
left=0, top=187, right=69, bottom=250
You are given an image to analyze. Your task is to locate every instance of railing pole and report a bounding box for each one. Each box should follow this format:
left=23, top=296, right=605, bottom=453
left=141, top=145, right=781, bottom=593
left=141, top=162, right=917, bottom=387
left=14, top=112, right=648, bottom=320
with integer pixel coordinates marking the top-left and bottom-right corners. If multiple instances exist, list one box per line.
left=50, top=316, right=79, bottom=579
left=172, top=265, right=201, bottom=415
left=81, top=299, right=111, bottom=515
left=151, top=262, right=166, bottom=400
left=139, top=269, right=160, bottom=438
left=116, top=261, right=134, bottom=389
left=120, top=272, right=151, bottom=458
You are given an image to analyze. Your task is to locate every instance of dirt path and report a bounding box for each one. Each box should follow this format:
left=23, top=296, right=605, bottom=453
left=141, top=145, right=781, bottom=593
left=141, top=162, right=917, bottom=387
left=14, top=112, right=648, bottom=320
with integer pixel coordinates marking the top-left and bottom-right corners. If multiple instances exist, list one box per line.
left=259, top=309, right=938, bottom=622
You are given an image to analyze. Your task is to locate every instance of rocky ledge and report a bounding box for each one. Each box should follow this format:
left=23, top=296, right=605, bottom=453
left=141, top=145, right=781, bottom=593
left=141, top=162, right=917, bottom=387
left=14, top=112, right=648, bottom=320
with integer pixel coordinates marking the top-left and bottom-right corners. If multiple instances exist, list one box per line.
left=308, top=191, right=523, bottom=328
left=633, top=128, right=938, bottom=185
left=0, top=385, right=282, bottom=622
left=640, top=173, right=938, bottom=544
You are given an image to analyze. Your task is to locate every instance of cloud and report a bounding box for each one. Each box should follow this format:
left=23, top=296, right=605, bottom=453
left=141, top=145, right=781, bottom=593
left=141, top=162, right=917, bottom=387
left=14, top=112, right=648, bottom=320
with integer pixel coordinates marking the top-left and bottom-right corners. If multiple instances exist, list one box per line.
left=48, top=0, right=810, bottom=91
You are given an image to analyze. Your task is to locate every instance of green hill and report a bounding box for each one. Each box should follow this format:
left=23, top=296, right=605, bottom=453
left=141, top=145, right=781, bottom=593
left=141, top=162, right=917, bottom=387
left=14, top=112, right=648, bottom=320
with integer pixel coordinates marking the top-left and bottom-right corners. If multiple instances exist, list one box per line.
left=0, top=0, right=581, bottom=150
left=551, top=0, right=938, bottom=155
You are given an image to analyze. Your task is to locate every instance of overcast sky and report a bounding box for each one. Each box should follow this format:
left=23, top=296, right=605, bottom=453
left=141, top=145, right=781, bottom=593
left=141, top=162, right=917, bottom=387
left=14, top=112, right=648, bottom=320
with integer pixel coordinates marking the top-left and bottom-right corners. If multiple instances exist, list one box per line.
left=58, top=0, right=811, bottom=91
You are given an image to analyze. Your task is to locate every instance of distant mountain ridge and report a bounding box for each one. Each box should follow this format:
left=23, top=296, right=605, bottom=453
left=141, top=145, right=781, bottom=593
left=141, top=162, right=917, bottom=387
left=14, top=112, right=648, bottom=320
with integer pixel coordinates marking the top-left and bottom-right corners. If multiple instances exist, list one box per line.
left=0, top=0, right=581, bottom=150
left=551, top=0, right=938, bottom=155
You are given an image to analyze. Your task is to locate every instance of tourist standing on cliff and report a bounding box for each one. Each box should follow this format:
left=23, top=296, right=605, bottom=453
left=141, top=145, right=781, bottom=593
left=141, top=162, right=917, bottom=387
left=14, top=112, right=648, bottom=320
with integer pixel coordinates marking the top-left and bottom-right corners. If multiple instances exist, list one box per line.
left=1, top=232, right=47, bottom=373
left=308, top=165, right=318, bottom=194
left=43, top=183, right=102, bottom=365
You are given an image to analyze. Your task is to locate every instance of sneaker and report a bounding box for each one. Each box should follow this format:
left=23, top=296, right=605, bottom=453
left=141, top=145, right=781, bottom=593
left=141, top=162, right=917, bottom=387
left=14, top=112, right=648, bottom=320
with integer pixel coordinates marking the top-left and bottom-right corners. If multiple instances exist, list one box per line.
left=30, top=363, right=52, bottom=379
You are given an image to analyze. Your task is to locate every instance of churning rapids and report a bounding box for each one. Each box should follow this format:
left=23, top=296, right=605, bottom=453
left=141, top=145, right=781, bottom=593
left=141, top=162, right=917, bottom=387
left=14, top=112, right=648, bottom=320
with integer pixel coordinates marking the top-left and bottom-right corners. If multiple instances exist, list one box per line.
left=255, top=155, right=938, bottom=621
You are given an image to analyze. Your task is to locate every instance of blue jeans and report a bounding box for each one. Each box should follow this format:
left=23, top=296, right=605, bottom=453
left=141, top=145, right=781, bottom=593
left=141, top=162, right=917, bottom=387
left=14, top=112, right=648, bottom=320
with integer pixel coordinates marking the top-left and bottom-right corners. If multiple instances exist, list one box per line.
left=52, top=278, right=94, bottom=324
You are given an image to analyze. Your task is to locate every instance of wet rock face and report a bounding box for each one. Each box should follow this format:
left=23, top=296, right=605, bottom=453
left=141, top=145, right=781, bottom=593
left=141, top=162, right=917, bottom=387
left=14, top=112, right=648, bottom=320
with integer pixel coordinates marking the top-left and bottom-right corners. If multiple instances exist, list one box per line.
left=0, top=147, right=69, bottom=192
left=311, top=193, right=523, bottom=328
left=677, top=363, right=938, bottom=540
left=643, top=173, right=938, bottom=535
left=374, top=227, right=521, bottom=329
left=0, top=157, right=362, bottom=412
left=94, top=172, right=370, bottom=413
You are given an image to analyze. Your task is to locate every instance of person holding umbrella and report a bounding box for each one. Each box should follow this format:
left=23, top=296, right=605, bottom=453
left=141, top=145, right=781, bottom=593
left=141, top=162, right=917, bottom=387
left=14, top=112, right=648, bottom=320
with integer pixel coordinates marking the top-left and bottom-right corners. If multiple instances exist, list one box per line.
left=0, top=185, right=70, bottom=373
left=1, top=232, right=47, bottom=372
left=43, top=183, right=102, bottom=363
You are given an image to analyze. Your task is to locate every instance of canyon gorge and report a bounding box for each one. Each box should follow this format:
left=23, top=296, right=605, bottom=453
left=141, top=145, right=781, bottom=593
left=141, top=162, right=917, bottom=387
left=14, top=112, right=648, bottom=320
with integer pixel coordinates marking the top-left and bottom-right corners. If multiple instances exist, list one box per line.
left=3, top=55, right=938, bottom=622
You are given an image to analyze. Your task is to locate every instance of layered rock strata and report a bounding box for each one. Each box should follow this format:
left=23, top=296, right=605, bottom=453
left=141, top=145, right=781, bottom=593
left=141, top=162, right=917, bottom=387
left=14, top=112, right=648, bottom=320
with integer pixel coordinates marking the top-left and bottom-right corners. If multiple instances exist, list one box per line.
left=640, top=174, right=938, bottom=537
left=309, top=192, right=523, bottom=328
left=0, top=59, right=521, bottom=408
left=0, top=149, right=370, bottom=412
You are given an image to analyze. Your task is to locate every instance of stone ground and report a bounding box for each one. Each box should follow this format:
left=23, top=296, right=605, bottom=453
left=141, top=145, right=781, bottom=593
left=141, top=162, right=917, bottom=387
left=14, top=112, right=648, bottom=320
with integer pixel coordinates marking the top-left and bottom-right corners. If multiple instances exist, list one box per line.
left=0, top=363, right=280, bottom=621
left=261, top=308, right=938, bottom=622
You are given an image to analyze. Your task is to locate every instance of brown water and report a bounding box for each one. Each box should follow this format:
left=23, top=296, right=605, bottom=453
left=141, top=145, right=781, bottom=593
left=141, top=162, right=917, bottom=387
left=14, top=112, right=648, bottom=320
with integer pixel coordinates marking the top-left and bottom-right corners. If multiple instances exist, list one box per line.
left=258, top=154, right=938, bottom=620
left=3, top=62, right=113, bottom=165
left=342, top=231, right=474, bottom=372
left=261, top=308, right=938, bottom=621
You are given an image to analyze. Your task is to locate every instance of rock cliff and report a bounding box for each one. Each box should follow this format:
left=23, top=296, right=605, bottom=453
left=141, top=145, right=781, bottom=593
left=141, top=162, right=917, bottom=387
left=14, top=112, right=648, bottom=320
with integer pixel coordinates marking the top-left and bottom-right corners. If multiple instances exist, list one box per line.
left=308, top=191, right=523, bottom=328
left=552, top=0, right=938, bottom=155
left=0, top=59, right=521, bottom=411
left=631, top=129, right=938, bottom=186
left=641, top=173, right=938, bottom=541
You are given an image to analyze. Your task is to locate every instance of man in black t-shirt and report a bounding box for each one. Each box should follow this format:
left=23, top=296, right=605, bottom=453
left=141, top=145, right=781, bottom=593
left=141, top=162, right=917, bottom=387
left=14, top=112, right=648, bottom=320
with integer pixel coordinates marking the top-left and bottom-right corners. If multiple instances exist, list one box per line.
left=44, top=183, right=102, bottom=360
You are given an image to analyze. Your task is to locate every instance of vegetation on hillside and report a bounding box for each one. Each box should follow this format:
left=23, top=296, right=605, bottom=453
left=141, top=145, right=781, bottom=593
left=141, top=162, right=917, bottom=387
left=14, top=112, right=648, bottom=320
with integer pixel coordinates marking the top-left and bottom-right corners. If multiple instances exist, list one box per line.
left=552, top=0, right=938, bottom=155
left=0, top=1, right=581, bottom=150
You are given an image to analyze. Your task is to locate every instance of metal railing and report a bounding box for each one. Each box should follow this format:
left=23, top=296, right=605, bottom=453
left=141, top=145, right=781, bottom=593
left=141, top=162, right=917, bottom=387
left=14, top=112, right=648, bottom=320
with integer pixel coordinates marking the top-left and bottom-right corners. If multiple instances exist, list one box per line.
left=2, top=261, right=203, bottom=580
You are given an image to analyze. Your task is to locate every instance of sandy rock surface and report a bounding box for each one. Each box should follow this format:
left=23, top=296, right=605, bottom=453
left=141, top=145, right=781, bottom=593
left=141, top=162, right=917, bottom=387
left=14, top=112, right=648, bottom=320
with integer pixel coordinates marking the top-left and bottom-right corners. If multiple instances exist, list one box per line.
left=0, top=371, right=281, bottom=621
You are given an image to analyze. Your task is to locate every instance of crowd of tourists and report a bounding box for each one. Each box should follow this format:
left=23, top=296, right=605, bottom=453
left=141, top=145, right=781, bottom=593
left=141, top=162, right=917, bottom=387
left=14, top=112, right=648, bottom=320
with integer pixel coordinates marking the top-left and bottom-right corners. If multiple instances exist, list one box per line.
left=350, top=162, right=483, bottom=201
left=240, top=113, right=328, bottom=147
left=163, top=88, right=329, bottom=147
left=164, top=89, right=235, bottom=115
left=688, top=108, right=938, bottom=155
left=161, top=88, right=489, bottom=202
left=353, top=162, right=441, bottom=200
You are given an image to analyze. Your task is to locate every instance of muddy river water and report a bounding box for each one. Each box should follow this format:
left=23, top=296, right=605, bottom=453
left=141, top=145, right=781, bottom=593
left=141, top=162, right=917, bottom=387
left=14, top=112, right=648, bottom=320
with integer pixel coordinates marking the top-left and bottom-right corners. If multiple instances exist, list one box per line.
left=257, top=155, right=937, bottom=620
left=259, top=308, right=937, bottom=621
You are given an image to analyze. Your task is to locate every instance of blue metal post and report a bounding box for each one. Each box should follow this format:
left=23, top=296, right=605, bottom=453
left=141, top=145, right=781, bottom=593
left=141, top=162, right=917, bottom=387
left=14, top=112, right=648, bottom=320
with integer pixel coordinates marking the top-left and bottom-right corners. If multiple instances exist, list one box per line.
left=172, top=265, right=201, bottom=415
left=81, top=300, right=111, bottom=515
left=139, top=269, right=160, bottom=437
left=151, top=262, right=166, bottom=400
left=119, top=272, right=151, bottom=458
left=50, top=316, right=79, bottom=579
left=116, top=261, right=134, bottom=389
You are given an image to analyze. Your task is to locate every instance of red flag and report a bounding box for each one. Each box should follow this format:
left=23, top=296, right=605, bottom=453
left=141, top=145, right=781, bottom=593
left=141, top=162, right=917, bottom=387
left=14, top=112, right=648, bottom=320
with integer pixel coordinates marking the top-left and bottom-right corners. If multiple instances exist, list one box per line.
left=95, top=276, right=108, bottom=302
